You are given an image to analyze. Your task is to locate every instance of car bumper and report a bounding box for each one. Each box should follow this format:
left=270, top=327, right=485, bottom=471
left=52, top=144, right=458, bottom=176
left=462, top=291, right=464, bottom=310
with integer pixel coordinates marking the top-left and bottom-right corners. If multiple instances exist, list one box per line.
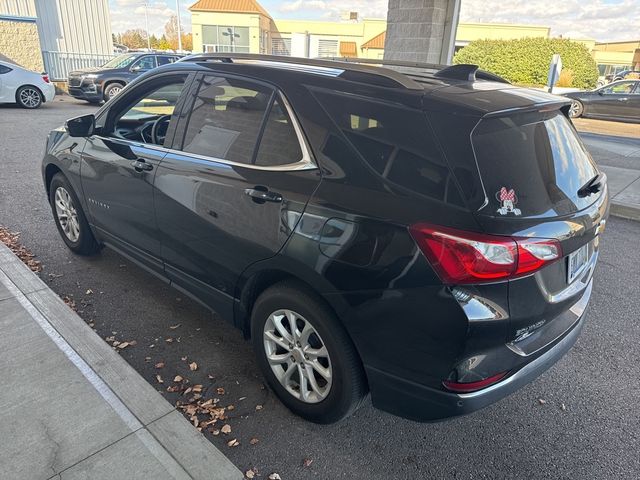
left=365, top=285, right=589, bottom=422
left=68, top=83, right=102, bottom=102
left=42, top=83, right=56, bottom=103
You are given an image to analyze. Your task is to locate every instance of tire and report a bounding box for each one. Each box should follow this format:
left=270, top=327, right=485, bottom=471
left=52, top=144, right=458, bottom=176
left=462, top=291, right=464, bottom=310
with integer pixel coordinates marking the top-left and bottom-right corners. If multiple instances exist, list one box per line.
left=569, top=100, right=583, bottom=118
left=49, top=173, right=101, bottom=256
left=251, top=281, right=368, bottom=424
left=16, top=85, right=43, bottom=109
left=103, top=82, right=124, bottom=102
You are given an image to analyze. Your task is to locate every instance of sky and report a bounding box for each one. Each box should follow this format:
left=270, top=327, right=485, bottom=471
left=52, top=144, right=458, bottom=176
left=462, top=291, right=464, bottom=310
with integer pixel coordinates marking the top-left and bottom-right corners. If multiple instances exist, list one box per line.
left=108, top=0, right=639, bottom=43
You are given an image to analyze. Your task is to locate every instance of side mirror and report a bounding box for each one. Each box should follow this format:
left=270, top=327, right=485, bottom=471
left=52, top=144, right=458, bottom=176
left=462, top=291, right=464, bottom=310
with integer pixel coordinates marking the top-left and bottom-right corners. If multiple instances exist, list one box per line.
left=65, top=114, right=95, bottom=137
left=598, top=89, right=605, bottom=96
left=130, top=65, right=142, bottom=72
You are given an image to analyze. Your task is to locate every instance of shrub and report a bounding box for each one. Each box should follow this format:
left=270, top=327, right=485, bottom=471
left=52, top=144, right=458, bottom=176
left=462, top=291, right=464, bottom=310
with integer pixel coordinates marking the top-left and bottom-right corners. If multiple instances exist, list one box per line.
left=453, top=38, right=599, bottom=89
left=556, top=69, right=574, bottom=87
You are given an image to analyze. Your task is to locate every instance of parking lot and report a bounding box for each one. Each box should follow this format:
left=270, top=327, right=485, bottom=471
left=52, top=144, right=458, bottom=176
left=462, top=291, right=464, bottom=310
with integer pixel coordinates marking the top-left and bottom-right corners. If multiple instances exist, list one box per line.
left=1, top=96, right=640, bottom=479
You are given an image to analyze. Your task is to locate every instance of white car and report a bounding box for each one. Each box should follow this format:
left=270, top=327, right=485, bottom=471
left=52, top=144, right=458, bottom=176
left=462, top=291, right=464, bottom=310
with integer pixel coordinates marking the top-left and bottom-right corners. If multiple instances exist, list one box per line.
left=0, top=60, right=56, bottom=108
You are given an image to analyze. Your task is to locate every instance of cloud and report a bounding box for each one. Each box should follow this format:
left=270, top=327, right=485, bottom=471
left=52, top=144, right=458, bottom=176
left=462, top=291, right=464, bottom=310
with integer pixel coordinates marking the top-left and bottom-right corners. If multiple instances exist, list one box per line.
left=110, top=0, right=640, bottom=42
left=110, top=0, right=191, bottom=35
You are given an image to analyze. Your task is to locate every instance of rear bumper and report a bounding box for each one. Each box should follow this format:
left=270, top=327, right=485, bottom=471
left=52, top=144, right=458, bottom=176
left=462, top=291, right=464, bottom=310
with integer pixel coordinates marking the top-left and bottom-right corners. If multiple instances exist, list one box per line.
left=42, top=83, right=56, bottom=103
left=366, top=299, right=587, bottom=422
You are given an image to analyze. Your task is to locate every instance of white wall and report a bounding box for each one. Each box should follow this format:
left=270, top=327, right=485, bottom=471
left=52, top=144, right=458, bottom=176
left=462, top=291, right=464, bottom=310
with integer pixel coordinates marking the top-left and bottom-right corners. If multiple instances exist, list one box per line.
left=0, top=0, right=36, bottom=17
left=34, top=0, right=112, bottom=55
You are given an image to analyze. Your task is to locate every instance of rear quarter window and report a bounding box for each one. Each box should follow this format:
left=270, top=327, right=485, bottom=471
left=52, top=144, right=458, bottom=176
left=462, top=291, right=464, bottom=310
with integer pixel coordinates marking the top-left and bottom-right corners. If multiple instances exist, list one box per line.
left=312, top=89, right=465, bottom=207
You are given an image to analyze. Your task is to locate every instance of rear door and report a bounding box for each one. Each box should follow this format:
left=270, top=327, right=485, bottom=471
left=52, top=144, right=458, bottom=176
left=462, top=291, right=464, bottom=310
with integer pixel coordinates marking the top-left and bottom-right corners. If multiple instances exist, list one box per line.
left=155, top=72, right=320, bottom=318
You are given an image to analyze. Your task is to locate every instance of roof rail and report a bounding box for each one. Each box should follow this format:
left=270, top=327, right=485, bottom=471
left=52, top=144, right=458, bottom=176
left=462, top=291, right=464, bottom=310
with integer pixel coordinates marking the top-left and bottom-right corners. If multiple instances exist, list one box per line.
left=324, top=57, right=447, bottom=71
left=434, top=64, right=510, bottom=84
left=180, top=53, right=425, bottom=90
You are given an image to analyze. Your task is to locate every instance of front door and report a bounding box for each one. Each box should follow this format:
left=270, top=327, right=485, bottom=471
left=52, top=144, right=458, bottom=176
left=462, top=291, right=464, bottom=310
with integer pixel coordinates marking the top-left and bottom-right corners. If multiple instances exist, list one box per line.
left=154, top=73, right=320, bottom=318
left=81, top=73, right=191, bottom=271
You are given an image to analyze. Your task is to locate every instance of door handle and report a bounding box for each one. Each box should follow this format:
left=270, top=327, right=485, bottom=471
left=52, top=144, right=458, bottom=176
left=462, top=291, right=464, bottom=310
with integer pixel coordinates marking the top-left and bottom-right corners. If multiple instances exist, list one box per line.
left=244, top=187, right=283, bottom=203
left=131, top=159, right=153, bottom=172
left=618, top=97, right=628, bottom=101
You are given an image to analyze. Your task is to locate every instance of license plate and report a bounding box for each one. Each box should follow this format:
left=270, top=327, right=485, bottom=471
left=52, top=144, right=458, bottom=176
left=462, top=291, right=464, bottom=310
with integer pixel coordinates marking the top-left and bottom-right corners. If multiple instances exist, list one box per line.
left=567, top=244, right=589, bottom=283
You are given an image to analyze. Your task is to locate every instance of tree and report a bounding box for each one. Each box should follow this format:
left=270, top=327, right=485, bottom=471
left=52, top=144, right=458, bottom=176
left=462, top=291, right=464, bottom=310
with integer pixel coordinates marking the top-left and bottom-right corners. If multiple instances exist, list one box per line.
left=181, top=33, right=193, bottom=52
left=119, top=29, right=148, bottom=49
left=164, top=15, right=179, bottom=50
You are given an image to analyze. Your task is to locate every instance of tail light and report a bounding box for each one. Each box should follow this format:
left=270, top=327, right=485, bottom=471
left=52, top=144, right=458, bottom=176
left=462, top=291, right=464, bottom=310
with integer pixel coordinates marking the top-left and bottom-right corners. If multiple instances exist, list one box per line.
left=409, top=223, right=561, bottom=284
left=42, top=74, right=50, bottom=83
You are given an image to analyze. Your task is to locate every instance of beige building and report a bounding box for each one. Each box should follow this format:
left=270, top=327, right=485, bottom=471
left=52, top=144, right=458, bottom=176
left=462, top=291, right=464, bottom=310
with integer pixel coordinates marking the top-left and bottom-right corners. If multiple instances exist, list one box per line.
left=190, top=0, right=550, bottom=59
left=189, top=0, right=639, bottom=78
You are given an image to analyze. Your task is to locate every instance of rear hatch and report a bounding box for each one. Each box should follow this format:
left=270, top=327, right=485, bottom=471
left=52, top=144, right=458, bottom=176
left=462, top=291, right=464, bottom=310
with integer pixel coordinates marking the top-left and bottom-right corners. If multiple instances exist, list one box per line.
left=427, top=86, right=609, bottom=349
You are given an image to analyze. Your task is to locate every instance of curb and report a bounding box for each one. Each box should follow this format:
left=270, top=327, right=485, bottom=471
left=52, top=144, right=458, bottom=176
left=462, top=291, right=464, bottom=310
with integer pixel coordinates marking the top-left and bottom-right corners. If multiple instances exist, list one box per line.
left=0, top=242, right=243, bottom=480
left=610, top=200, right=640, bottom=222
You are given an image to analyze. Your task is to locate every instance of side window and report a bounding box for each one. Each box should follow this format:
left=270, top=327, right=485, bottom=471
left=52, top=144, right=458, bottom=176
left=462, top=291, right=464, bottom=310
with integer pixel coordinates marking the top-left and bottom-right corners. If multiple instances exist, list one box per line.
left=106, top=77, right=187, bottom=146
left=181, top=75, right=271, bottom=163
left=132, top=56, right=156, bottom=71
left=0, top=64, right=12, bottom=74
left=312, top=89, right=464, bottom=206
left=254, top=97, right=303, bottom=166
left=158, top=56, right=178, bottom=66
left=602, top=81, right=635, bottom=94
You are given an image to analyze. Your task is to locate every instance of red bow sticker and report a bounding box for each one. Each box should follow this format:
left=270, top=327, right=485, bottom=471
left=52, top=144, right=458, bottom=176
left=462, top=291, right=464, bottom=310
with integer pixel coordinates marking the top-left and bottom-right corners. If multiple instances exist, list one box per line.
left=496, top=187, right=521, bottom=216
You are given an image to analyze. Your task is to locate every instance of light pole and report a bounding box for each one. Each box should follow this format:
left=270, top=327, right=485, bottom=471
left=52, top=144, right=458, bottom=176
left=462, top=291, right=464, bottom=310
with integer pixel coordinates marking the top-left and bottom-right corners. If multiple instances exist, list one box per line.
left=143, top=1, right=151, bottom=50
left=175, top=0, right=183, bottom=52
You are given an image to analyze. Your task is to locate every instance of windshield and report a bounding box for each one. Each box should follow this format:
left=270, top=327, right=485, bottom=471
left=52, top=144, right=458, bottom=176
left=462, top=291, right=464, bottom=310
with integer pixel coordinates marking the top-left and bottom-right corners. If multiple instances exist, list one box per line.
left=102, top=54, right=137, bottom=69
left=472, top=111, right=599, bottom=218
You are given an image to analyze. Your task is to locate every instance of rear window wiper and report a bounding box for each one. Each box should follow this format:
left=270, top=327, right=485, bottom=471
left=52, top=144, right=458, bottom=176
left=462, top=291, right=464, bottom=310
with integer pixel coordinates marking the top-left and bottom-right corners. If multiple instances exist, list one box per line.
left=578, top=172, right=605, bottom=198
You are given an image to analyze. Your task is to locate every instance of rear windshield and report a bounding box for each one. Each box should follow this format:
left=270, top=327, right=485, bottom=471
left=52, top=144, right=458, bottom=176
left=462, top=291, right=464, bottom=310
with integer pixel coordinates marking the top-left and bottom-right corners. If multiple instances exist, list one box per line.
left=472, top=111, right=599, bottom=217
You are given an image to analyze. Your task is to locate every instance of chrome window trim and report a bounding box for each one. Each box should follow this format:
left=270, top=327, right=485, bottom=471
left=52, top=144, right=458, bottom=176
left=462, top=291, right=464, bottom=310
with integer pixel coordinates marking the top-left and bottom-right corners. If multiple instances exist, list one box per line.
left=94, top=89, right=317, bottom=172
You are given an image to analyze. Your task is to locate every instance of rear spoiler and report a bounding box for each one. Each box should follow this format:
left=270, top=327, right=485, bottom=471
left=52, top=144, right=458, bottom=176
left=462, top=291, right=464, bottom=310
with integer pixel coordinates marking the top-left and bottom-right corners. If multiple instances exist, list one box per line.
left=482, top=99, right=573, bottom=119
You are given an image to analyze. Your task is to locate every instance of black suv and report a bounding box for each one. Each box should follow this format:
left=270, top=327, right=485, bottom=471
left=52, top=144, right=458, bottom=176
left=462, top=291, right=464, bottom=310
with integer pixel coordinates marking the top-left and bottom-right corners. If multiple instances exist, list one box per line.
left=67, top=52, right=182, bottom=103
left=42, top=54, right=609, bottom=424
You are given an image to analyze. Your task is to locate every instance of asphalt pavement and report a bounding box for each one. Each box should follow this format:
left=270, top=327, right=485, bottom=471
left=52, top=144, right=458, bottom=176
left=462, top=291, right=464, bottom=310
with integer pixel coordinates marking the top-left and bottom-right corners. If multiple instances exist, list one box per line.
left=1, top=97, right=639, bottom=479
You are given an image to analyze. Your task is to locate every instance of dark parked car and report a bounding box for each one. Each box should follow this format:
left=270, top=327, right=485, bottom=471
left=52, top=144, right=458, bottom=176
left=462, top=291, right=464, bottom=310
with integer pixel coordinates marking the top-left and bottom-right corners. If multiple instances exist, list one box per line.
left=67, top=52, right=182, bottom=103
left=565, top=80, right=640, bottom=123
left=42, top=54, right=609, bottom=424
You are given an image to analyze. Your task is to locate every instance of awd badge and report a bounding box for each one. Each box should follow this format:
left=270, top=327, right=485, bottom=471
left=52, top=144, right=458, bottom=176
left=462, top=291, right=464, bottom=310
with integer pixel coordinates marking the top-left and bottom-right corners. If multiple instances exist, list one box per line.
left=496, top=187, right=521, bottom=216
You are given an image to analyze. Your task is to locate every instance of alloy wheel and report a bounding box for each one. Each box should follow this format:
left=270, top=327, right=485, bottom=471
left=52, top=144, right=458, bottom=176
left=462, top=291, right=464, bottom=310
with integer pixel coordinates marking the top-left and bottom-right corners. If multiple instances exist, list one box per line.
left=263, top=309, right=333, bottom=403
left=569, top=101, right=582, bottom=118
left=19, top=88, right=41, bottom=108
left=108, top=86, right=122, bottom=99
left=54, top=187, right=80, bottom=242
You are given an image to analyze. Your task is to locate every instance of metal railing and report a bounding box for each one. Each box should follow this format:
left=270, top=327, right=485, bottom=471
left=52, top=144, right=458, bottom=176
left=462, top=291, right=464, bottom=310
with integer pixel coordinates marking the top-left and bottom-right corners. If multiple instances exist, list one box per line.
left=42, top=51, right=116, bottom=81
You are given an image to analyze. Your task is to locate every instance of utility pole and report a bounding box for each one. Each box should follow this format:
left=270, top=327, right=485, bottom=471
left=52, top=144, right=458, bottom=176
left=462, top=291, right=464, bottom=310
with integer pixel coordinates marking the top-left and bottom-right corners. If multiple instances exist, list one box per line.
left=143, top=1, right=151, bottom=50
left=175, top=0, right=183, bottom=52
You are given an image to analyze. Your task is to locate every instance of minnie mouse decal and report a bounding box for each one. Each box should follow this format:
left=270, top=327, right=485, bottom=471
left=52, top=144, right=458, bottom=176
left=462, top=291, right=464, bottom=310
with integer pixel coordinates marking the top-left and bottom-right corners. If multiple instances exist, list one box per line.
left=496, top=187, right=521, bottom=216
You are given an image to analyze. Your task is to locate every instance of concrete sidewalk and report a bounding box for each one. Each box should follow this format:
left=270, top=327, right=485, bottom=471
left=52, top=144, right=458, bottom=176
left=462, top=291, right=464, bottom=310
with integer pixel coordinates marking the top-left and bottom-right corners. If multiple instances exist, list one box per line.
left=581, top=132, right=640, bottom=222
left=0, top=243, right=242, bottom=480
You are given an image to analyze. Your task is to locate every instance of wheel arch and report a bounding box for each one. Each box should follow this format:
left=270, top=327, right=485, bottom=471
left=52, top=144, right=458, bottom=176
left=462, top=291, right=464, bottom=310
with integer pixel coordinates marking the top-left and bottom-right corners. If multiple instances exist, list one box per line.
left=102, top=79, right=126, bottom=98
left=44, top=163, right=63, bottom=197
left=234, top=263, right=351, bottom=342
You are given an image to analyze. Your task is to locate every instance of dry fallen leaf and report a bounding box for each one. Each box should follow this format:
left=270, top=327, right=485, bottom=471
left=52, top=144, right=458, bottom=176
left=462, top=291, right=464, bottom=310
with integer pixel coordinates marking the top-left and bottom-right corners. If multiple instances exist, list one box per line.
left=174, top=375, right=183, bottom=382
left=561, top=403, right=567, bottom=411
left=303, top=458, right=313, bottom=468
left=255, top=404, right=263, bottom=411
left=221, top=424, right=231, bottom=434
left=85, top=289, right=93, bottom=295
left=245, top=469, right=256, bottom=479
left=165, top=338, right=174, bottom=343
left=268, top=474, right=281, bottom=480
left=117, top=342, right=129, bottom=349
left=211, top=429, right=220, bottom=436
left=227, top=438, right=239, bottom=447
left=155, top=362, right=165, bottom=369
left=129, top=340, right=137, bottom=346
left=249, top=437, right=259, bottom=445
left=216, top=387, right=225, bottom=395
left=105, top=336, right=115, bottom=342
left=156, top=375, right=164, bottom=384
left=189, top=362, right=198, bottom=371
left=170, top=324, right=181, bottom=329
left=538, top=398, right=546, bottom=405
left=226, top=404, right=235, bottom=411
left=182, top=356, right=188, bottom=361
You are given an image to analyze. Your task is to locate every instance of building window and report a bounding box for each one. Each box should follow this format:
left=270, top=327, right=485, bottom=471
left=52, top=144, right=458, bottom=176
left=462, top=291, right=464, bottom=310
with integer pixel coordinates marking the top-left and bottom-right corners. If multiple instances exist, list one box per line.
left=272, top=38, right=292, bottom=56
left=202, top=25, right=250, bottom=53
left=318, top=39, right=338, bottom=57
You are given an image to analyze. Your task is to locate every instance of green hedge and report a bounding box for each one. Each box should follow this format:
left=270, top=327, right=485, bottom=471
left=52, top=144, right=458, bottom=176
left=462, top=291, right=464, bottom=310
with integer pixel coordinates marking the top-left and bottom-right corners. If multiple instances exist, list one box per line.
left=453, top=38, right=599, bottom=89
